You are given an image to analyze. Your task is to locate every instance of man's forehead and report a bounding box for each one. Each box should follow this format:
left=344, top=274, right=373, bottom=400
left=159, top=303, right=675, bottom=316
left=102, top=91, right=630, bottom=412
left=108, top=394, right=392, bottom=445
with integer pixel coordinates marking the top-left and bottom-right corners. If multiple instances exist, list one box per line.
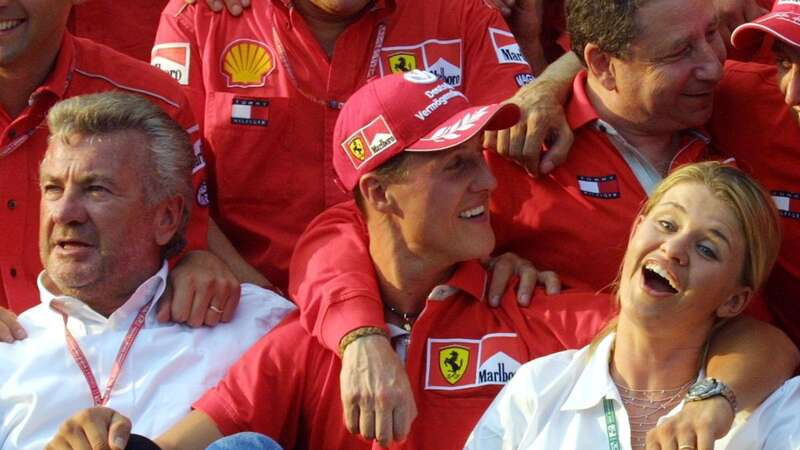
left=630, top=0, right=716, bottom=50
left=42, top=132, right=147, bottom=176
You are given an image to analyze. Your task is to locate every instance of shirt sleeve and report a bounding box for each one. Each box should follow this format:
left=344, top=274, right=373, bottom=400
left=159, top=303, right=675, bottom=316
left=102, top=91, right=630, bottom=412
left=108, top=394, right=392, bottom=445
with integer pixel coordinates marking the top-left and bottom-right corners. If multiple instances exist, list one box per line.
left=288, top=203, right=387, bottom=354
left=461, top=0, right=534, bottom=105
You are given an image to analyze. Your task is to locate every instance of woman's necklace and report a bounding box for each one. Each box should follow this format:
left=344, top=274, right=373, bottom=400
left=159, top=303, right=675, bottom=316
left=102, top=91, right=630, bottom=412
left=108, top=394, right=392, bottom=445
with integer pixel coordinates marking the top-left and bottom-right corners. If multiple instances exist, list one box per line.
left=614, top=379, right=694, bottom=450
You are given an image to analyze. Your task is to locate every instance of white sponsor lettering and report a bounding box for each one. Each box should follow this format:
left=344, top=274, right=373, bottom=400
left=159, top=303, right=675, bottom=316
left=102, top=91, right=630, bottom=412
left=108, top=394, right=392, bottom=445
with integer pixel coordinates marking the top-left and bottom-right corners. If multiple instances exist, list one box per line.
left=488, top=28, right=528, bottom=65
left=414, top=90, right=466, bottom=121
left=151, top=43, right=191, bottom=86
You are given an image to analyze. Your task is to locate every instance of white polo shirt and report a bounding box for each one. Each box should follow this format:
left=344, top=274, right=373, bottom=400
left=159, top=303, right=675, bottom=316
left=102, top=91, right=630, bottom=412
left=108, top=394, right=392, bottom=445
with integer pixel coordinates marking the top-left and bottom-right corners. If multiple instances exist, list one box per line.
left=465, top=333, right=800, bottom=450
left=0, top=262, right=295, bottom=450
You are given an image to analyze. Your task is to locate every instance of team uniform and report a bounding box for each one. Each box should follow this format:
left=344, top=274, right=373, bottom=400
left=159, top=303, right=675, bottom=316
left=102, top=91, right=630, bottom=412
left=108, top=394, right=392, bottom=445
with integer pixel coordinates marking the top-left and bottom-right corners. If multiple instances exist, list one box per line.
left=0, top=33, right=209, bottom=314
left=68, top=0, right=169, bottom=62
left=152, top=0, right=531, bottom=290
left=710, top=61, right=800, bottom=345
left=196, top=204, right=612, bottom=450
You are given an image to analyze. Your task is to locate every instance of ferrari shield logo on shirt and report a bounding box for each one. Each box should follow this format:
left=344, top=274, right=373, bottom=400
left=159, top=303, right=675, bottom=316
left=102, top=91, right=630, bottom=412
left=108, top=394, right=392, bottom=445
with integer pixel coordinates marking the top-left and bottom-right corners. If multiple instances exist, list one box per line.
left=221, top=39, right=275, bottom=88
left=341, top=115, right=397, bottom=169
left=426, top=333, right=524, bottom=390
left=577, top=175, right=621, bottom=199
left=772, top=191, right=800, bottom=219
left=231, top=97, right=270, bottom=127
left=151, top=43, right=191, bottom=86
left=388, top=53, right=418, bottom=73
left=488, top=27, right=528, bottom=65
left=439, top=345, right=470, bottom=384
left=379, top=39, right=463, bottom=87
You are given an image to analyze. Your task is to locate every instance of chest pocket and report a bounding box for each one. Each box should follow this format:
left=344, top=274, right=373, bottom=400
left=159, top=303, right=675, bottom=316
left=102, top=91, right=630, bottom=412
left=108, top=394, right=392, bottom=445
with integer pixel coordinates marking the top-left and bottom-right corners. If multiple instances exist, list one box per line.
left=204, top=90, right=298, bottom=206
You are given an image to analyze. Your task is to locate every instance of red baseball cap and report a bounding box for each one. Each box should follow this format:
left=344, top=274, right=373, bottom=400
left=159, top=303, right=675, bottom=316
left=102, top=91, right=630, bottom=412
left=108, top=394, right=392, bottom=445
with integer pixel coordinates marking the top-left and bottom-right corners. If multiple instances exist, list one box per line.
left=333, top=70, right=521, bottom=192
left=732, top=0, right=800, bottom=49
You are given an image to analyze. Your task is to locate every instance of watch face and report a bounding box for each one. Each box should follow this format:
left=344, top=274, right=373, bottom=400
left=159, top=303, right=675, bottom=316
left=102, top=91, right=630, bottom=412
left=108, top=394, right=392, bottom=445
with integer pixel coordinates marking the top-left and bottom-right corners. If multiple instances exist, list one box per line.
left=689, top=379, right=718, bottom=397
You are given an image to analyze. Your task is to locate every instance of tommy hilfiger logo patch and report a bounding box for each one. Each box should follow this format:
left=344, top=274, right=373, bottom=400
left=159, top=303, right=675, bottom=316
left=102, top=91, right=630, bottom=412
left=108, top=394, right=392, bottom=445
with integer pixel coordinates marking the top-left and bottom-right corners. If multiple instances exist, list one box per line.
left=577, top=175, right=620, bottom=199
left=425, top=333, right=525, bottom=390
left=231, top=97, right=269, bottom=127
left=772, top=191, right=800, bottom=220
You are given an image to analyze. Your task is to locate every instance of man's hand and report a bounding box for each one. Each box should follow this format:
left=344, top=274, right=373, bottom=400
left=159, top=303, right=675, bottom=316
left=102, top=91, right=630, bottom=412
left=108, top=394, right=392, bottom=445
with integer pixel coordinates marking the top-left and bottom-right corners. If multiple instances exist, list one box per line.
left=340, top=334, right=417, bottom=448
left=645, top=397, right=734, bottom=450
left=158, top=250, right=241, bottom=327
left=185, top=0, right=250, bottom=16
left=714, top=0, right=768, bottom=46
left=46, top=407, right=132, bottom=450
left=0, top=306, right=26, bottom=343
left=484, top=252, right=560, bottom=307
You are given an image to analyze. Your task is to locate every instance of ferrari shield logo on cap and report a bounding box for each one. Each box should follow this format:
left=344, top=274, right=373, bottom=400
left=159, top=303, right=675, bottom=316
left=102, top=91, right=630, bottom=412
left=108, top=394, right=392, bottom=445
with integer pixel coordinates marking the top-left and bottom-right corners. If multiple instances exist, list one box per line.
left=439, top=345, right=470, bottom=385
left=341, top=115, right=397, bottom=169
left=388, top=53, right=418, bottom=73
left=221, top=39, right=275, bottom=88
left=348, top=137, right=367, bottom=161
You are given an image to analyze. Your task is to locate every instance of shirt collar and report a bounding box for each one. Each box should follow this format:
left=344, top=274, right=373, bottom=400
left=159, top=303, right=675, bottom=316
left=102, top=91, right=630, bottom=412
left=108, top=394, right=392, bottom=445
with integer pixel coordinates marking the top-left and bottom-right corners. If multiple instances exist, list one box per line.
left=561, top=332, right=619, bottom=411
left=565, top=71, right=600, bottom=131
left=427, top=260, right=488, bottom=303
left=37, top=261, right=169, bottom=330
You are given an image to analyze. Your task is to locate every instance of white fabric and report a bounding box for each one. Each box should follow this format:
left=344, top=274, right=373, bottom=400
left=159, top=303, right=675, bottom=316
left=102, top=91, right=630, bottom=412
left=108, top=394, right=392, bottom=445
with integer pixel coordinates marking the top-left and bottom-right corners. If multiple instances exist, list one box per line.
left=465, top=333, right=800, bottom=450
left=0, top=262, right=296, bottom=450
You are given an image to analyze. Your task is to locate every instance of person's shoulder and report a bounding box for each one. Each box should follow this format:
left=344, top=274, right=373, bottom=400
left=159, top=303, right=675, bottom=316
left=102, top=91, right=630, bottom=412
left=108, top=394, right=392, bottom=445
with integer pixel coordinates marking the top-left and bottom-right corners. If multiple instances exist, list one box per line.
left=514, top=344, right=589, bottom=387
left=229, top=284, right=297, bottom=327
left=69, top=36, right=190, bottom=114
left=720, top=61, right=779, bottom=95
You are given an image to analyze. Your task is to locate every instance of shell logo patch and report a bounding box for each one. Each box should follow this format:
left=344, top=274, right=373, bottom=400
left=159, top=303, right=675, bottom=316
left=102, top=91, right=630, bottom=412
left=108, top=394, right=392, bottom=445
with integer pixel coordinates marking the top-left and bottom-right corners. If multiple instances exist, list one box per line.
left=341, top=115, right=397, bottom=169
left=439, top=345, right=470, bottom=384
left=221, top=39, right=275, bottom=88
left=388, top=53, right=418, bottom=73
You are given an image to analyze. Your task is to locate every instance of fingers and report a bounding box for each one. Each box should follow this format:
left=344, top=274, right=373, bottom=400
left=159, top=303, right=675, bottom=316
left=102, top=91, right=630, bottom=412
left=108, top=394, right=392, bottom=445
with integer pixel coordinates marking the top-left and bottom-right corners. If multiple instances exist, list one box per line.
left=220, top=283, right=241, bottom=323
left=537, top=270, right=561, bottom=295
left=107, top=411, right=132, bottom=450
left=392, top=401, right=414, bottom=442
left=156, top=284, right=173, bottom=323
left=204, top=0, right=223, bottom=11
left=487, top=255, right=516, bottom=307
left=696, top=429, right=714, bottom=450
left=358, top=406, right=376, bottom=441
left=483, top=130, right=498, bottom=151
left=494, top=129, right=512, bottom=159
left=374, top=399, right=393, bottom=448
left=0, top=307, right=26, bottom=343
left=515, top=262, right=538, bottom=306
left=539, top=118, right=574, bottom=175
left=343, top=401, right=360, bottom=435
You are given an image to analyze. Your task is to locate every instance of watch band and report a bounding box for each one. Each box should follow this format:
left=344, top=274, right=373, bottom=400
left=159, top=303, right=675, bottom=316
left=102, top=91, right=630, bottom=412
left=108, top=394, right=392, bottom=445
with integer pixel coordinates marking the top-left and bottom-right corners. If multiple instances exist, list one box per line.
left=685, top=377, right=738, bottom=414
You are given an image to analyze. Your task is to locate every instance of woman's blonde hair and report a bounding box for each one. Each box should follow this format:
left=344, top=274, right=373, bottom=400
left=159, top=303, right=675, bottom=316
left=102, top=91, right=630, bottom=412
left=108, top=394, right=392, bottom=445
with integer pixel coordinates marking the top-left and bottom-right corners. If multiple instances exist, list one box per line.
left=590, top=162, right=781, bottom=349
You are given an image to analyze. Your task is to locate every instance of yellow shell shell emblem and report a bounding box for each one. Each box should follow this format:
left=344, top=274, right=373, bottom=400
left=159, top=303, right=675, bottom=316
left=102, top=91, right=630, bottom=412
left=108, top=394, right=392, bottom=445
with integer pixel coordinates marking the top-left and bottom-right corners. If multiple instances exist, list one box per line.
left=222, top=40, right=275, bottom=87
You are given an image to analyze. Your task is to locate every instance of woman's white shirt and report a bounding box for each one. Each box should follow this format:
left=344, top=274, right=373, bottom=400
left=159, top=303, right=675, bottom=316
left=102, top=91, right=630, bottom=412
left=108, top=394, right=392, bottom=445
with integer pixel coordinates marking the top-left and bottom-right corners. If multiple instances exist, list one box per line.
left=465, top=333, right=800, bottom=450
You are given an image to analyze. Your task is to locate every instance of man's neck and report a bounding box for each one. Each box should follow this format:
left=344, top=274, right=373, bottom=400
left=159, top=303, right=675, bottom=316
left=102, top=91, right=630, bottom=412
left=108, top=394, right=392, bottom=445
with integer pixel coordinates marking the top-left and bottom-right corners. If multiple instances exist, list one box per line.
left=586, top=77, right=681, bottom=175
left=293, top=0, right=373, bottom=58
left=0, top=38, right=62, bottom=118
left=367, top=218, right=453, bottom=323
left=610, top=313, right=708, bottom=391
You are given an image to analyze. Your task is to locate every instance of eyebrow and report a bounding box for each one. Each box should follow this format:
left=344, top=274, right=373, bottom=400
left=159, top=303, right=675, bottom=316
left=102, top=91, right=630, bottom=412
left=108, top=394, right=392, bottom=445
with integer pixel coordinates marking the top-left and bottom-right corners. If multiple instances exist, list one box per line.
left=659, top=201, right=732, bottom=248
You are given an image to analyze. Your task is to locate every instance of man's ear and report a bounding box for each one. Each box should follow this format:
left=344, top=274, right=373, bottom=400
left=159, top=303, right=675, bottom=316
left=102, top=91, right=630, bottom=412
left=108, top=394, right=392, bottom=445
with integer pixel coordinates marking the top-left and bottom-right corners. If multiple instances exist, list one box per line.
left=716, top=287, right=753, bottom=319
left=358, top=174, right=400, bottom=215
left=153, top=195, right=185, bottom=247
left=584, top=43, right=616, bottom=91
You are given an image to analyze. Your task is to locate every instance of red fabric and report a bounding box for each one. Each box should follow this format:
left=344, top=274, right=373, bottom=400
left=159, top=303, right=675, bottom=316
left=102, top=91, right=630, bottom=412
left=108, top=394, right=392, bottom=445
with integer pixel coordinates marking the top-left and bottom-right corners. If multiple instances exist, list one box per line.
left=490, top=71, right=723, bottom=292
left=153, top=0, right=530, bottom=291
left=710, top=61, right=800, bottom=345
left=68, top=0, right=169, bottom=62
left=0, top=34, right=208, bottom=313
left=197, top=260, right=613, bottom=450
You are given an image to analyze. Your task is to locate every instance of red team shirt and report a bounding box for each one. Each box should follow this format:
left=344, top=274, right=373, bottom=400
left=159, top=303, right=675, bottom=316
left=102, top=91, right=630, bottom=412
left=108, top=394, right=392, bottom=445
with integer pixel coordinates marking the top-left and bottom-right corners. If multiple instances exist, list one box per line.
left=196, top=202, right=613, bottom=450
left=710, top=61, right=800, bottom=345
left=152, top=0, right=531, bottom=290
left=0, top=34, right=209, bottom=313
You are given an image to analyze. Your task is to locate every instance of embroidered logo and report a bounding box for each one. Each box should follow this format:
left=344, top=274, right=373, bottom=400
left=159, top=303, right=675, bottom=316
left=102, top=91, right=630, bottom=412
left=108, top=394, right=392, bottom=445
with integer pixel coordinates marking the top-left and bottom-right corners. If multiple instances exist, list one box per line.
left=221, top=40, right=275, bottom=88
left=421, top=107, right=489, bottom=143
left=231, top=97, right=270, bottom=127
left=380, top=39, right=463, bottom=87
left=439, top=345, right=470, bottom=384
left=388, top=53, right=418, bottom=73
left=515, top=72, right=534, bottom=87
left=488, top=27, right=527, bottom=65
left=341, top=115, right=398, bottom=169
left=196, top=180, right=210, bottom=207
left=577, top=175, right=621, bottom=199
left=772, top=191, right=800, bottom=220
left=151, top=43, right=191, bottom=86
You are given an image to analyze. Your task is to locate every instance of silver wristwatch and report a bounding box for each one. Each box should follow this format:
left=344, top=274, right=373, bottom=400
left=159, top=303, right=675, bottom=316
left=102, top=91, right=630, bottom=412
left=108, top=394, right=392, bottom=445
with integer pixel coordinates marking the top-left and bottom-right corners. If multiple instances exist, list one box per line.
left=685, top=378, right=738, bottom=413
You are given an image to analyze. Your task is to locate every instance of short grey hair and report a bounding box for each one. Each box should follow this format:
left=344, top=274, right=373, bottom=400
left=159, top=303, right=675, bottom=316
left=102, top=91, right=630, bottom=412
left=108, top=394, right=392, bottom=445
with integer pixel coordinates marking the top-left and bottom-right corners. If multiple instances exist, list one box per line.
left=46, top=92, right=194, bottom=258
left=567, top=0, right=653, bottom=65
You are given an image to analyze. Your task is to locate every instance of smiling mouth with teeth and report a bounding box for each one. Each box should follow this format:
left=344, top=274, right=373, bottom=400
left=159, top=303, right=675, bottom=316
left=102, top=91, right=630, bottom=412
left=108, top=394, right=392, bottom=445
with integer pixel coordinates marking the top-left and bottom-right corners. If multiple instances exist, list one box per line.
left=642, top=263, right=679, bottom=295
left=459, top=205, right=485, bottom=219
left=0, top=20, right=23, bottom=32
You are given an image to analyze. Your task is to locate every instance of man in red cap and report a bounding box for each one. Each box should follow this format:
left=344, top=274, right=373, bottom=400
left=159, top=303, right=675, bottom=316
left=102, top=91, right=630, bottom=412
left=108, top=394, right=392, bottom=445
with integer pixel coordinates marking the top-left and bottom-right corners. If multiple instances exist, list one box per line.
left=51, top=71, right=613, bottom=450
left=709, top=0, right=800, bottom=347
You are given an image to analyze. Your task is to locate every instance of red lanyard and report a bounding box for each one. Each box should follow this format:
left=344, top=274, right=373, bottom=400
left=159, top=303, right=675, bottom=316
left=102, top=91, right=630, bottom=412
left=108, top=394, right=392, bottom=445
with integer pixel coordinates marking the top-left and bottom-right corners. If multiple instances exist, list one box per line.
left=61, top=302, right=151, bottom=406
left=271, top=7, right=387, bottom=110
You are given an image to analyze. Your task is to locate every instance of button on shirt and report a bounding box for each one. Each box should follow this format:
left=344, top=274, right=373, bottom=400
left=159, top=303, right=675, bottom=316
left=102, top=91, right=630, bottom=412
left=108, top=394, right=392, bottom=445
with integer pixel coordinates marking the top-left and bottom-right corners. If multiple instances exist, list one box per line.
left=0, top=262, right=295, bottom=450
left=465, top=333, right=800, bottom=450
